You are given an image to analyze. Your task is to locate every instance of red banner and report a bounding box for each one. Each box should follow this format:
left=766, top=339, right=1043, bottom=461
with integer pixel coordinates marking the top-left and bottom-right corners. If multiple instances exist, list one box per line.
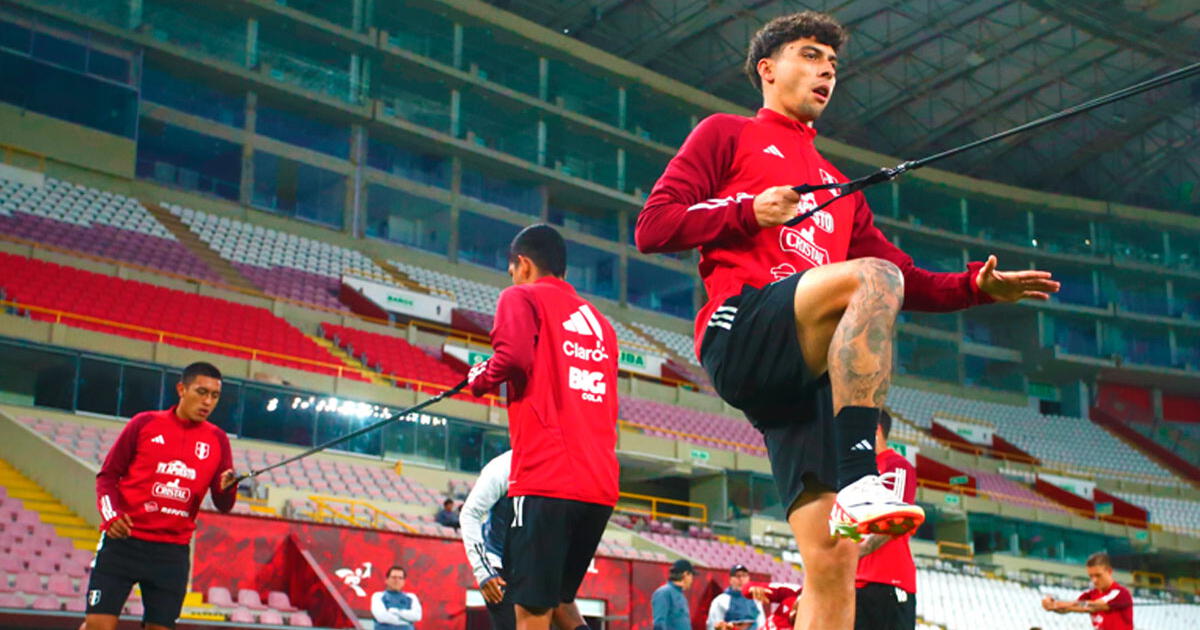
left=193, top=513, right=768, bottom=629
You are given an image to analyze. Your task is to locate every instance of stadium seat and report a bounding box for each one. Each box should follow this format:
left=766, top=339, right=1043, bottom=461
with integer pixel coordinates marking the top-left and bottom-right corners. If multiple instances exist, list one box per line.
left=289, top=612, right=314, bottom=627
left=237, top=588, right=268, bottom=610
left=168, top=204, right=392, bottom=311
left=887, top=385, right=1177, bottom=484
left=45, top=576, right=74, bottom=598
left=206, top=586, right=235, bottom=607
left=267, top=591, right=298, bottom=612
left=29, top=596, right=59, bottom=611
left=0, top=252, right=367, bottom=382
left=320, top=323, right=478, bottom=396
left=229, top=608, right=255, bottom=623
left=0, top=176, right=220, bottom=282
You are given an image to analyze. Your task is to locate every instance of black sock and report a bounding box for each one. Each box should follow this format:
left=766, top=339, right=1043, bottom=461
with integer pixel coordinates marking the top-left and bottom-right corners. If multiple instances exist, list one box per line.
left=835, top=406, right=880, bottom=489
left=575, top=626, right=589, bottom=630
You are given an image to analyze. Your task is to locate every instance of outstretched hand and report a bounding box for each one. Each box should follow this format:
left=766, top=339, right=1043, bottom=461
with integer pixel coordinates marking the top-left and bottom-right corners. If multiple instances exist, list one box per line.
left=977, top=255, right=1060, bottom=303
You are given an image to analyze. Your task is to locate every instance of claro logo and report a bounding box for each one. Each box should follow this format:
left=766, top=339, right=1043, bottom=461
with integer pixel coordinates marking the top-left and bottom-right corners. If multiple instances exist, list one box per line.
left=562, top=340, right=609, bottom=362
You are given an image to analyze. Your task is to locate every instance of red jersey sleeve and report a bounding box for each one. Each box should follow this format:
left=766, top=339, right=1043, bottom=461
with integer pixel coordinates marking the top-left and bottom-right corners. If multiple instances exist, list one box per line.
left=846, top=194, right=994, bottom=311
left=208, top=430, right=237, bottom=513
left=470, top=286, right=539, bottom=397
left=95, top=413, right=150, bottom=530
left=636, top=114, right=761, bottom=253
left=741, top=581, right=800, bottom=603
left=1101, top=586, right=1134, bottom=611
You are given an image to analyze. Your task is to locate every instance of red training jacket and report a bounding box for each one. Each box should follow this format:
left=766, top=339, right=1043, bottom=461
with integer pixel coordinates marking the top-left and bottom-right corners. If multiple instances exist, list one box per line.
left=1078, top=582, right=1134, bottom=630
left=636, top=108, right=993, bottom=357
left=95, top=407, right=236, bottom=544
left=741, top=582, right=801, bottom=630
left=856, top=448, right=918, bottom=593
left=469, top=276, right=620, bottom=506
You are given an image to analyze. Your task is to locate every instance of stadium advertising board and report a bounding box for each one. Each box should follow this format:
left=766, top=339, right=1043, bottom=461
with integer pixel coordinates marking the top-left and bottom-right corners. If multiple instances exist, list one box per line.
left=444, top=344, right=666, bottom=377
left=342, top=274, right=455, bottom=324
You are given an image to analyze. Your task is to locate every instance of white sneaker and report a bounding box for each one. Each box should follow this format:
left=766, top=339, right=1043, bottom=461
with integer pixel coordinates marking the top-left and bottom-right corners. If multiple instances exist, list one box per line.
left=829, top=472, right=925, bottom=541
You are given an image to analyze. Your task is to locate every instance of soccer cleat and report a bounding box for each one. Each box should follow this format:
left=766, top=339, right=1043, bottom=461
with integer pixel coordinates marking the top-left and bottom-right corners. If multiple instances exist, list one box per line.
left=829, top=473, right=925, bottom=541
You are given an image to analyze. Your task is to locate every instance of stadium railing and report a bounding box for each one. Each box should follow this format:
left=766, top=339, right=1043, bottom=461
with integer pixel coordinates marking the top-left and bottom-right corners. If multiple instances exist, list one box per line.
left=935, top=540, right=974, bottom=561
left=0, top=233, right=694, bottom=387
left=0, top=297, right=502, bottom=404
left=0, top=143, right=46, bottom=173
left=307, top=494, right=419, bottom=533
left=614, top=492, right=708, bottom=523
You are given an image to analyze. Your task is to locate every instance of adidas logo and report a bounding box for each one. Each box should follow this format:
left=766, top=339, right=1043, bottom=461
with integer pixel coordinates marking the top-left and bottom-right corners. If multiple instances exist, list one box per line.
left=763, top=144, right=785, bottom=159
left=561, top=304, right=605, bottom=341
left=151, top=435, right=166, bottom=445
left=850, top=439, right=873, bottom=452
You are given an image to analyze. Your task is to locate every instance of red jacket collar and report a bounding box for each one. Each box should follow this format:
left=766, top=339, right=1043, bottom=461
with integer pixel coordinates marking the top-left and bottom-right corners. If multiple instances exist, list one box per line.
left=756, top=107, right=818, bottom=139
left=534, top=276, right=576, bottom=294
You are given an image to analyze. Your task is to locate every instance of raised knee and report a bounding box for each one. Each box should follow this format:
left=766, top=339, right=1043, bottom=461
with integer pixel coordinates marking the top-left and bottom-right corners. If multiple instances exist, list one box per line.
left=799, top=539, right=857, bottom=575
left=855, top=257, right=903, bottom=296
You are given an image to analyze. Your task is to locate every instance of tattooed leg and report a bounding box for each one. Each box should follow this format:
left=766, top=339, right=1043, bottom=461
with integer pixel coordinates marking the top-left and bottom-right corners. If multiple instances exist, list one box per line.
left=826, top=258, right=903, bottom=413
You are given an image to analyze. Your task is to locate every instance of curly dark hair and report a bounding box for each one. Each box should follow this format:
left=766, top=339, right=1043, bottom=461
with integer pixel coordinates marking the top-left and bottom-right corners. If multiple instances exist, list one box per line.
left=744, top=11, right=848, bottom=90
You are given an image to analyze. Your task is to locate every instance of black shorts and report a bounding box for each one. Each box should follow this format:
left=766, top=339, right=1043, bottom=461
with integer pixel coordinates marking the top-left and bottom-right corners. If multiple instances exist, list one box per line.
left=503, top=495, right=612, bottom=610
left=85, top=534, right=190, bottom=628
left=700, top=272, right=837, bottom=510
left=854, top=583, right=916, bottom=630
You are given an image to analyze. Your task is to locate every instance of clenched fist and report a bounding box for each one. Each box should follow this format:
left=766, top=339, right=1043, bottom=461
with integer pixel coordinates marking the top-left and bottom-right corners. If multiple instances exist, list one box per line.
left=754, top=186, right=801, bottom=227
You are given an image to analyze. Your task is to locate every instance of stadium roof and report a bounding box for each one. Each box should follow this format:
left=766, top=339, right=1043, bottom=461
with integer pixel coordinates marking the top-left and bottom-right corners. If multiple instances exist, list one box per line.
left=486, top=0, right=1200, bottom=215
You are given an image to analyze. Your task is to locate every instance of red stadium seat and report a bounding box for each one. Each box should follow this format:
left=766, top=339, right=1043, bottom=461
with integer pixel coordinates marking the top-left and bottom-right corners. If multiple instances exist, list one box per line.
left=0, top=253, right=368, bottom=383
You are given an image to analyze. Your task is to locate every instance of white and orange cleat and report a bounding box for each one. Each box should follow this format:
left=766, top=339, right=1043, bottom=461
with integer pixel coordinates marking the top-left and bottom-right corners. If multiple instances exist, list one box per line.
left=829, top=472, right=925, bottom=541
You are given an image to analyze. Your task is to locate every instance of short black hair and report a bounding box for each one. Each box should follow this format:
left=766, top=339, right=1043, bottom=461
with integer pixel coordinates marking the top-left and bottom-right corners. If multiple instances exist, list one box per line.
left=443, top=498, right=454, bottom=507
left=509, top=224, right=567, bottom=277
left=879, top=410, right=893, bottom=440
left=669, top=567, right=693, bottom=581
left=387, top=565, right=406, bottom=578
left=1086, top=552, right=1111, bottom=569
left=181, top=362, right=222, bottom=386
left=745, top=11, right=848, bottom=90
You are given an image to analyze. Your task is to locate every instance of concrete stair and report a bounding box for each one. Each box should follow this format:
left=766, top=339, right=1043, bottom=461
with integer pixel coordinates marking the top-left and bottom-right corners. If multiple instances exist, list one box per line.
left=0, top=457, right=98, bottom=551
left=372, top=256, right=435, bottom=294
left=143, top=201, right=259, bottom=292
left=308, top=334, right=387, bottom=386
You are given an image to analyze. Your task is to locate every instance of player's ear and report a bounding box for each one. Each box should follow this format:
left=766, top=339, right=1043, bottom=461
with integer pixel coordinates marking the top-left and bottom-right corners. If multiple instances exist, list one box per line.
left=757, top=57, right=774, bottom=85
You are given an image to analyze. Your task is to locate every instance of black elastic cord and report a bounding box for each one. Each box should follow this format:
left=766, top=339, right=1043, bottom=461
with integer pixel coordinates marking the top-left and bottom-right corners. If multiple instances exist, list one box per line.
left=233, top=378, right=468, bottom=483
left=784, top=60, right=1200, bottom=228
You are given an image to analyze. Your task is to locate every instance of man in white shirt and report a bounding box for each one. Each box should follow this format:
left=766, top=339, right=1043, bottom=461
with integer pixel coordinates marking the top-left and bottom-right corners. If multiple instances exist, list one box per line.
left=707, top=564, right=765, bottom=630
left=460, top=450, right=590, bottom=630
left=370, top=566, right=422, bottom=630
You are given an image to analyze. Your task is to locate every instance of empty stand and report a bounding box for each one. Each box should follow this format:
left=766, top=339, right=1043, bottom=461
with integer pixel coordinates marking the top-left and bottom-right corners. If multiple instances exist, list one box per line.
left=642, top=531, right=802, bottom=584
left=887, top=385, right=1177, bottom=483
left=966, top=467, right=1071, bottom=515
left=1110, top=491, right=1200, bottom=535
left=631, top=321, right=699, bottom=367
left=0, top=252, right=366, bottom=381
left=390, top=260, right=659, bottom=349
left=170, top=204, right=391, bottom=310
left=619, top=397, right=765, bottom=455
left=320, top=323, right=473, bottom=395
left=0, top=176, right=221, bottom=283
left=22, top=416, right=447, bottom=510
